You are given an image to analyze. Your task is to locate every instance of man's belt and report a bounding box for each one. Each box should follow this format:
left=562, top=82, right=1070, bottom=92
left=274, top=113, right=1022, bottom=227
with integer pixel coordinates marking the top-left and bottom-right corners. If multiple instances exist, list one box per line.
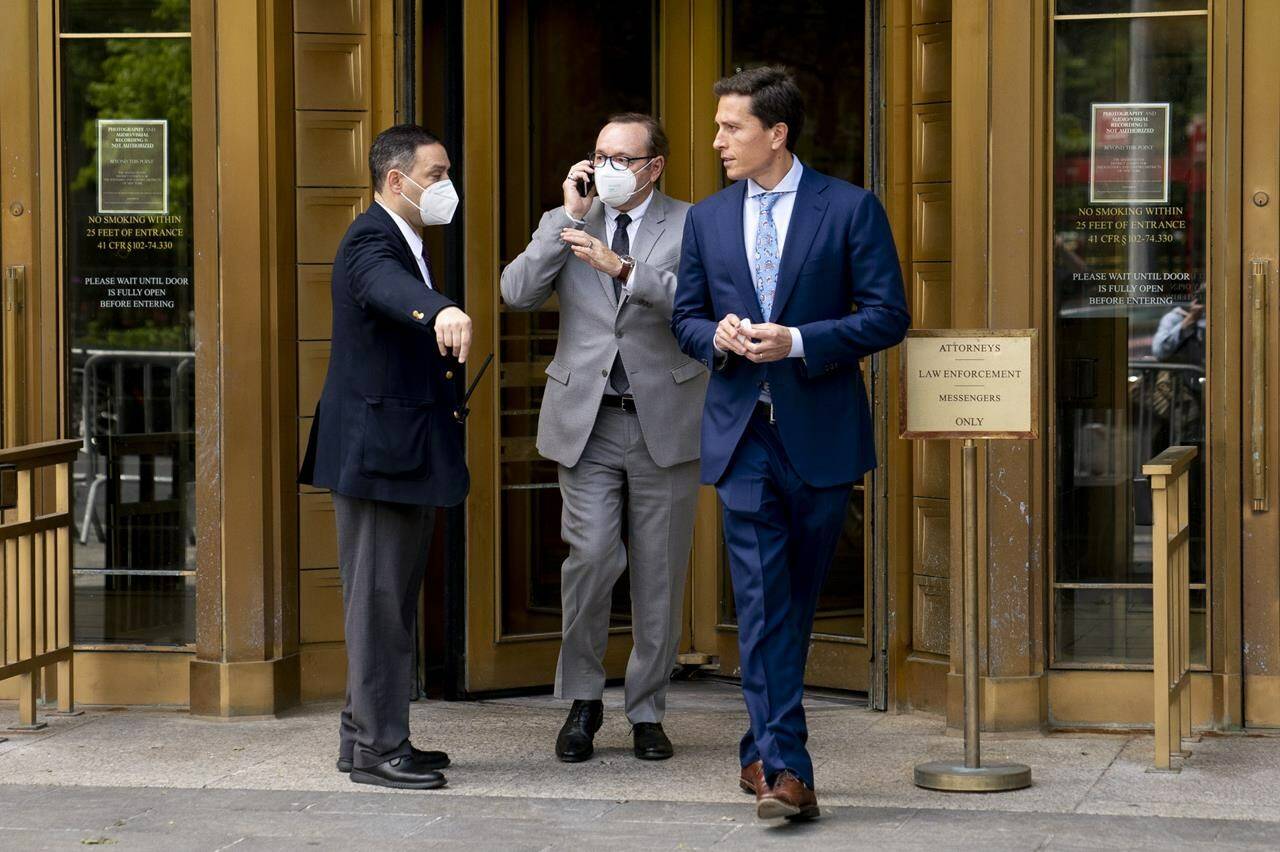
left=600, top=394, right=638, bottom=412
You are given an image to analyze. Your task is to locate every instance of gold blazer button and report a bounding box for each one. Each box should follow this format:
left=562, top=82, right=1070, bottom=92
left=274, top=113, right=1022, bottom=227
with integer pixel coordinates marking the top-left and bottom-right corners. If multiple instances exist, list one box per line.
left=445, top=370, right=454, bottom=380
left=412, top=309, right=425, bottom=320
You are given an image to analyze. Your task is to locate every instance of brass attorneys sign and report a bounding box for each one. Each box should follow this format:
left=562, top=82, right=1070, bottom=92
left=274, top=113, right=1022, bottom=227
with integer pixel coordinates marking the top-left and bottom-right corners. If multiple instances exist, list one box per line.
left=899, top=329, right=1039, bottom=440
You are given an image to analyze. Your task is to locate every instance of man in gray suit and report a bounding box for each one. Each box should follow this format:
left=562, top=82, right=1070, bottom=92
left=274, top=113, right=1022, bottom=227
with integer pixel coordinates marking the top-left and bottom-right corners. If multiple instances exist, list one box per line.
left=501, top=114, right=706, bottom=763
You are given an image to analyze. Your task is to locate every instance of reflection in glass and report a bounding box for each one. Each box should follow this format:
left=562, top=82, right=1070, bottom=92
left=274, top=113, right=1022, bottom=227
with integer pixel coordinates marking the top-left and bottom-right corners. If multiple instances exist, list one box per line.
left=62, top=34, right=196, bottom=646
left=1055, top=588, right=1153, bottom=664
left=718, top=0, right=868, bottom=641
left=73, top=574, right=195, bottom=646
left=1052, top=14, right=1207, bottom=666
left=1054, top=0, right=1206, bottom=16
left=62, top=0, right=190, bottom=34
left=497, top=1, right=653, bottom=637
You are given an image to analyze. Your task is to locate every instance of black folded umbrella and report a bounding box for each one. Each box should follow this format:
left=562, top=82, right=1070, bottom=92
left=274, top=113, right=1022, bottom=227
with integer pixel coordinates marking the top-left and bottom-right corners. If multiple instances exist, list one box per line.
left=453, top=353, right=493, bottom=423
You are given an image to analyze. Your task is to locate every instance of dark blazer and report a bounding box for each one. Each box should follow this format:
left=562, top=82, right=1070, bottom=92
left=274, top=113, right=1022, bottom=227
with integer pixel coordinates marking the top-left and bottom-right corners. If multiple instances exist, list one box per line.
left=671, top=165, right=910, bottom=488
left=299, top=202, right=469, bottom=506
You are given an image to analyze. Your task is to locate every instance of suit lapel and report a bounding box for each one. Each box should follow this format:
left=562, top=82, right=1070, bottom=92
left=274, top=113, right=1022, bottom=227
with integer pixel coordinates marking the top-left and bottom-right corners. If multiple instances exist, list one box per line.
left=715, top=181, right=764, bottom=324
left=583, top=202, right=617, bottom=308
left=367, top=202, right=426, bottom=284
left=769, top=169, right=829, bottom=323
left=629, top=192, right=667, bottom=263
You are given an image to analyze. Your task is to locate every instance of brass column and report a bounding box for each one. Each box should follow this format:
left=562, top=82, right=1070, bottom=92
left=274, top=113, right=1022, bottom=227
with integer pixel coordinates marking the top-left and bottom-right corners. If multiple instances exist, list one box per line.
left=187, top=0, right=300, bottom=718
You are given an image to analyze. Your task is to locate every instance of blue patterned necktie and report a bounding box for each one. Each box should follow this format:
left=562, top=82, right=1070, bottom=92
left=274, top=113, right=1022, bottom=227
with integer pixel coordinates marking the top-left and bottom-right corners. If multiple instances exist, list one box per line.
left=753, top=192, right=782, bottom=319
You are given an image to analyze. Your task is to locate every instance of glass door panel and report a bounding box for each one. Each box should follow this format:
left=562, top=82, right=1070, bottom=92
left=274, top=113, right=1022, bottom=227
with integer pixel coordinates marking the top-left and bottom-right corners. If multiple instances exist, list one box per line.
left=59, top=2, right=197, bottom=647
left=497, top=0, right=654, bottom=642
left=1050, top=4, right=1209, bottom=668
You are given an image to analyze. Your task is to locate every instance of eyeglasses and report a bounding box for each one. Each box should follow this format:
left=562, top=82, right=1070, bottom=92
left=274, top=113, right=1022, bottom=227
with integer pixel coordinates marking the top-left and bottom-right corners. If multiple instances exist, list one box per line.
left=590, top=152, right=656, bottom=169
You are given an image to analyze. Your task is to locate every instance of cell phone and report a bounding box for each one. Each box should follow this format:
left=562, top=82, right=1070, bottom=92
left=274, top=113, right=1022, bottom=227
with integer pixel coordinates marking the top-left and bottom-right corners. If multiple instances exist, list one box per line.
left=576, top=173, right=594, bottom=198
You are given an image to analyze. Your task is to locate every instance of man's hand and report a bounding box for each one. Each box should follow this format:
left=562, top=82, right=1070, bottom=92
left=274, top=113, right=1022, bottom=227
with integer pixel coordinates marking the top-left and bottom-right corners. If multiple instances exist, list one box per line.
left=740, top=321, right=792, bottom=363
left=1183, top=300, right=1205, bottom=328
left=561, top=229, right=624, bottom=278
left=715, top=313, right=748, bottom=356
left=434, top=306, right=472, bottom=363
left=563, top=159, right=595, bottom=221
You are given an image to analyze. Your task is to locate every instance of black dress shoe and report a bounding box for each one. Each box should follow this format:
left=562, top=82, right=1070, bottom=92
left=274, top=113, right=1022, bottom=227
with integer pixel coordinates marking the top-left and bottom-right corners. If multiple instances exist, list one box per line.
left=555, top=699, right=603, bottom=763
left=337, top=747, right=449, bottom=774
left=349, top=754, right=447, bottom=790
left=632, top=722, right=673, bottom=760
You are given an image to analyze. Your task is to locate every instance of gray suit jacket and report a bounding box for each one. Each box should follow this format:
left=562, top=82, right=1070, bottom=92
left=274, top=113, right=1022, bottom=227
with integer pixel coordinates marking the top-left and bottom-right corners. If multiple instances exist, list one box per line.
left=500, top=191, right=707, bottom=469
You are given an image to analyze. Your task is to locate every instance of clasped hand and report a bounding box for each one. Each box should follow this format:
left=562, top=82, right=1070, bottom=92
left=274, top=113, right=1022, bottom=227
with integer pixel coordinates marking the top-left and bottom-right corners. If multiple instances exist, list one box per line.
left=560, top=229, right=624, bottom=278
left=715, top=314, right=791, bottom=363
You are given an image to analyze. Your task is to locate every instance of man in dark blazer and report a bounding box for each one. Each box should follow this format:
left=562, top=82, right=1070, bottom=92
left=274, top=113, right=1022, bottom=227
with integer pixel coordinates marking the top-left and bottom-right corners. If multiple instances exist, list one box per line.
left=299, top=124, right=472, bottom=790
left=671, top=67, right=909, bottom=821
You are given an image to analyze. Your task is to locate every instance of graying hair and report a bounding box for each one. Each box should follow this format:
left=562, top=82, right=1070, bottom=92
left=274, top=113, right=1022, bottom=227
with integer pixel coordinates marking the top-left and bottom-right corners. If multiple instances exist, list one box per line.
left=369, top=124, right=441, bottom=189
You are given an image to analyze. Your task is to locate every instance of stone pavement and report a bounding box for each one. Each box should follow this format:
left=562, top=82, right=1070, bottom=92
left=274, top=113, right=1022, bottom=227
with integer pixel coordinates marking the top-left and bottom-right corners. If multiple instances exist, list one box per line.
left=2, top=679, right=1280, bottom=849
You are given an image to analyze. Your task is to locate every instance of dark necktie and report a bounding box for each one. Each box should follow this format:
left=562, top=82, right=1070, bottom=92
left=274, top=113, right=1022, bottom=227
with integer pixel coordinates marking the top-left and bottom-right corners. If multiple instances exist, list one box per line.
left=420, top=241, right=435, bottom=289
left=608, top=213, right=631, bottom=395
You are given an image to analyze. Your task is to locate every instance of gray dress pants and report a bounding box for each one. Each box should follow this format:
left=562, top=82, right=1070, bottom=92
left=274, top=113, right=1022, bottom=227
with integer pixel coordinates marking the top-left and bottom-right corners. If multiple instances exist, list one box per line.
left=554, top=406, right=700, bottom=723
left=333, top=492, right=435, bottom=769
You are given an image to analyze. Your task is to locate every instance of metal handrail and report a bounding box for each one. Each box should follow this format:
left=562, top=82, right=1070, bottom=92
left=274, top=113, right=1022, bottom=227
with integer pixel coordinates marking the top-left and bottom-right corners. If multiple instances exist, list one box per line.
left=1143, top=444, right=1198, bottom=772
left=0, top=439, right=81, bottom=731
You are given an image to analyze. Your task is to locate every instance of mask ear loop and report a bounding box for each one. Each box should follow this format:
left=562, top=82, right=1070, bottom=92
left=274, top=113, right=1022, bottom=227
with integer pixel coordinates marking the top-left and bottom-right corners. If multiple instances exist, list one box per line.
left=394, top=170, right=427, bottom=211
left=620, top=159, right=659, bottom=203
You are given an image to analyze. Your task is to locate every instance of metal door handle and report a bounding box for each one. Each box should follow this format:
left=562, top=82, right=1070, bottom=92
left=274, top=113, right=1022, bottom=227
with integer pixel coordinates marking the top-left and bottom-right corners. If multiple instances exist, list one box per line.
left=4, top=264, right=24, bottom=312
left=3, top=265, right=26, bottom=448
left=1251, top=259, right=1269, bottom=511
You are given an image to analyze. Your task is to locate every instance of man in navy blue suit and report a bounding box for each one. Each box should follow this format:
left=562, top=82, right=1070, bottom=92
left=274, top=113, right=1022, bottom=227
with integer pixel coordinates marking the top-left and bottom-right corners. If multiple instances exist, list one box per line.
left=300, top=125, right=472, bottom=791
left=672, top=67, right=909, bottom=821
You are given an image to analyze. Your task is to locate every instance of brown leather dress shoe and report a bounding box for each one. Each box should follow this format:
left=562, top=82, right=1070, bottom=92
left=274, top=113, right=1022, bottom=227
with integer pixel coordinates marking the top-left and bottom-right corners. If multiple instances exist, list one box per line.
left=739, top=760, right=765, bottom=796
left=756, top=769, right=820, bottom=821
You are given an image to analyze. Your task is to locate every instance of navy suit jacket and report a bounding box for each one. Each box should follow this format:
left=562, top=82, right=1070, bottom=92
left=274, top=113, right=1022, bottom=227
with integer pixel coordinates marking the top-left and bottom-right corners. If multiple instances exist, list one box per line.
left=299, top=203, right=470, bottom=506
left=671, top=166, right=910, bottom=488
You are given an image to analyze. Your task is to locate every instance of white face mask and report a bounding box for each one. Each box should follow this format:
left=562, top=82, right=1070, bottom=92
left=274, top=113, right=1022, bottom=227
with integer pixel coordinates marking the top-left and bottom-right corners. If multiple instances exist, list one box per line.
left=396, top=171, right=459, bottom=226
left=594, top=160, right=654, bottom=209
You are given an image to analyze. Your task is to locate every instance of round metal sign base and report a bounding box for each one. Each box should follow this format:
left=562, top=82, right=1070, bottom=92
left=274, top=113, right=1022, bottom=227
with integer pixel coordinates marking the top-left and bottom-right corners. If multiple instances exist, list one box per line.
left=913, top=761, right=1032, bottom=792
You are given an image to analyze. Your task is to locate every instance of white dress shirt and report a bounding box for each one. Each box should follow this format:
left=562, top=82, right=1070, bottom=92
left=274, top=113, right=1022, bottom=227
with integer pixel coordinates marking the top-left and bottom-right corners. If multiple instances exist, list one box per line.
left=377, top=199, right=434, bottom=289
left=603, top=192, right=652, bottom=298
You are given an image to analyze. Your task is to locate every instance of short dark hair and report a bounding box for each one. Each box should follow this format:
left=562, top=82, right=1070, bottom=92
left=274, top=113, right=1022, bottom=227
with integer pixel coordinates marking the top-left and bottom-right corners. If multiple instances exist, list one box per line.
left=369, top=124, right=441, bottom=189
left=605, top=112, right=670, bottom=160
left=712, top=66, right=805, bottom=152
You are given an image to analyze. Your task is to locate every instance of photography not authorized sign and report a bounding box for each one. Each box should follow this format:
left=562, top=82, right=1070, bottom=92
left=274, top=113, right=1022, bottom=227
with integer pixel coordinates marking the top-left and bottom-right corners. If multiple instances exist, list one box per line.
left=97, top=119, right=169, bottom=215
left=1089, top=103, right=1170, bottom=205
left=899, top=329, right=1039, bottom=440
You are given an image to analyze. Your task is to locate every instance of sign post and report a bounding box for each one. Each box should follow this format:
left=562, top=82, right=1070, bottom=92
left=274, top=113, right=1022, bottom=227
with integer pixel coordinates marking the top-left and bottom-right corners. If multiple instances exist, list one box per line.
left=901, top=329, right=1038, bottom=793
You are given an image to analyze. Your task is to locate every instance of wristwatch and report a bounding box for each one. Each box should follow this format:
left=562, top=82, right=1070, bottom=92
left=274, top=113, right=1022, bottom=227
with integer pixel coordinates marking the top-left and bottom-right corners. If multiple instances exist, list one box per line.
left=618, top=254, right=636, bottom=282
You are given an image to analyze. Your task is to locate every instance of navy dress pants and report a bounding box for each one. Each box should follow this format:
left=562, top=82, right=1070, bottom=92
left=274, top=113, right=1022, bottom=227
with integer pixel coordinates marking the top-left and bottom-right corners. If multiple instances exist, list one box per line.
left=716, top=411, right=852, bottom=789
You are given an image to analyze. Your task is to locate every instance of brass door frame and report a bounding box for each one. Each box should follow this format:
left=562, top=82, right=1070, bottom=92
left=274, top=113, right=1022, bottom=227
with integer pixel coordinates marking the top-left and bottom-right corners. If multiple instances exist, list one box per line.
left=1043, top=0, right=1245, bottom=729
left=462, top=0, right=892, bottom=696
left=1240, top=0, right=1280, bottom=727
left=462, top=0, right=657, bottom=692
left=0, top=0, right=59, bottom=452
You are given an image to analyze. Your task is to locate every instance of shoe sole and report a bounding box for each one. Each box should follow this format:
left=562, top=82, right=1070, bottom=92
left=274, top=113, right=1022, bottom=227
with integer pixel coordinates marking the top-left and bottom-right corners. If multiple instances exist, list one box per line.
left=756, top=799, right=820, bottom=821
left=739, top=780, right=756, bottom=796
left=338, top=758, right=450, bottom=774
left=349, top=769, right=447, bottom=790
left=633, top=750, right=673, bottom=761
